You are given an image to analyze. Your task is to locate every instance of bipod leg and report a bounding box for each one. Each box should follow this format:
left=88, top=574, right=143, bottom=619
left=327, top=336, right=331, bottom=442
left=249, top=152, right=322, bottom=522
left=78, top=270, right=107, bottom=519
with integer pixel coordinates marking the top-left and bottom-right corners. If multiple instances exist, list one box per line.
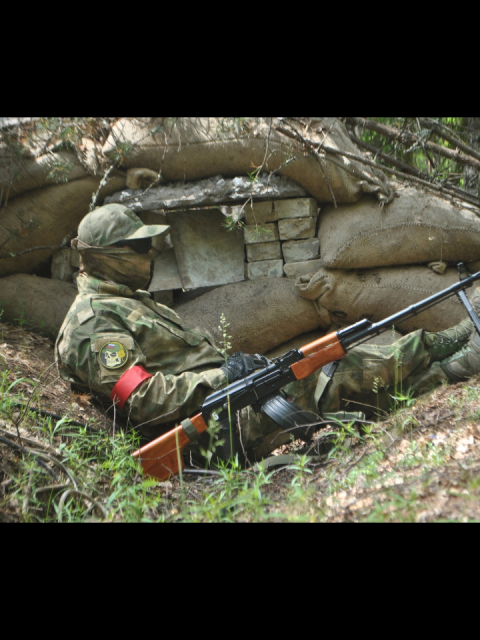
left=457, top=263, right=480, bottom=336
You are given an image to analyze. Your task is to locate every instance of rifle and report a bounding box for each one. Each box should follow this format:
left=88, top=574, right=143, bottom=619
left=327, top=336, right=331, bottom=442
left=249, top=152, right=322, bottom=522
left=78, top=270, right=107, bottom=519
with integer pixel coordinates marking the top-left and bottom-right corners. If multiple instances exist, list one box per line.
left=133, top=263, right=480, bottom=481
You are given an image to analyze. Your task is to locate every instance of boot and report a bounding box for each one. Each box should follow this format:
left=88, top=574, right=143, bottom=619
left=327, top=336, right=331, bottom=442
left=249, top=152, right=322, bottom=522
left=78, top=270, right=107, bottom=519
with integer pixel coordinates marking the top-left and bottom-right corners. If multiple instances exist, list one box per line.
left=425, top=286, right=480, bottom=362
left=440, top=328, right=480, bottom=382
left=424, top=319, right=473, bottom=362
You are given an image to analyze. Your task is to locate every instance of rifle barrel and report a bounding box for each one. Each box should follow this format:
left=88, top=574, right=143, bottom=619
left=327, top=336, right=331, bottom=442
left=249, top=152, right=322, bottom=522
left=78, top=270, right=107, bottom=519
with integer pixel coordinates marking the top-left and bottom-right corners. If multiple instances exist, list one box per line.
left=340, top=270, right=480, bottom=349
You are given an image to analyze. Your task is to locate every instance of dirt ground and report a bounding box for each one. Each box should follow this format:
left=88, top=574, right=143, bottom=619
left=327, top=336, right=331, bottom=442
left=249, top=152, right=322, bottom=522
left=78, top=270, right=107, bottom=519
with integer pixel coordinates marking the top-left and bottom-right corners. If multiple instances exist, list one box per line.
left=0, top=323, right=113, bottom=430
left=1, top=319, right=480, bottom=523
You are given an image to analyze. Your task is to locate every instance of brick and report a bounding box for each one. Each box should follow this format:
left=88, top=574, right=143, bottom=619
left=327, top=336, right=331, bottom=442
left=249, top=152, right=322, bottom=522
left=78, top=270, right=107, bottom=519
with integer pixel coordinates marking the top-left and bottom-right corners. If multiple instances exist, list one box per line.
left=246, top=242, right=282, bottom=262
left=275, top=199, right=318, bottom=219
left=244, top=223, right=279, bottom=244
left=245, top=198, right=318, bottom=225
left=245, top=201, right=278, bottom=225
left=246, top=260, right=284, bottom=279
left=278, top=217, right=316, bottom=241
left=284, top=259, right=324, bottom=279
left=282, top=239, right=320, bottom=263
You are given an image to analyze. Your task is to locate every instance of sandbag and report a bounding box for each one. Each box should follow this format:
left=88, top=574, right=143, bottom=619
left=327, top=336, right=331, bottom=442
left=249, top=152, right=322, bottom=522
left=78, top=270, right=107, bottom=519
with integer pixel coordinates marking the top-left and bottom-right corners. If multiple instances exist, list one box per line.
left=0, top=175, right=126, bottom=277
left=103, top=117, right=393, bottom=205
left=174, top=278, right=328, bottom=356
left=296, top=266, right=470, bottom=333
left=0, top=151, right=88, bottom=203
left=0, top=275, right=77, bottom=336
left=318, top=185, right=480, bottom=269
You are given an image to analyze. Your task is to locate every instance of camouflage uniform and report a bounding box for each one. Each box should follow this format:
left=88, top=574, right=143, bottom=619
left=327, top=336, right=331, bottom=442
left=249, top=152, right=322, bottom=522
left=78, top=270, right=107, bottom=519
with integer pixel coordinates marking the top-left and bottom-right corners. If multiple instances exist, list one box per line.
left=56, top=203, right=480, bottom=456
left=320, top=314, right=477, bottom=418
left=56, top=274, right=228, bottom=435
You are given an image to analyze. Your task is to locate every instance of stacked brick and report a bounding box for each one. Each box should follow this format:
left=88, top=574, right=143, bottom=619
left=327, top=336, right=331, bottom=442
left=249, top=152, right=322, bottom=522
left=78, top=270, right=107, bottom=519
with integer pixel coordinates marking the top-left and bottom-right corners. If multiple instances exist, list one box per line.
left=244, top=198, right=322, bottom=280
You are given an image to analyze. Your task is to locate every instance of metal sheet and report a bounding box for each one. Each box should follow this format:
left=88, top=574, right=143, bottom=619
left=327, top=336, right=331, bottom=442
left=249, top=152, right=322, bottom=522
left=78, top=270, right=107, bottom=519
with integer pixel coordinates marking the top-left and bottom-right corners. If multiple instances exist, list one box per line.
left=166, top=209, right=245, bottom=290
left=149, top=248, right=183, bottom=292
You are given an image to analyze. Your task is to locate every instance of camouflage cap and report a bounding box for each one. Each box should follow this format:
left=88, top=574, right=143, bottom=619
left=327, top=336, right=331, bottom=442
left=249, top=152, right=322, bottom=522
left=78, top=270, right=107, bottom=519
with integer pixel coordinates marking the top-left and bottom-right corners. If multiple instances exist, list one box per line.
left=77, top=204, right=170, bottom=248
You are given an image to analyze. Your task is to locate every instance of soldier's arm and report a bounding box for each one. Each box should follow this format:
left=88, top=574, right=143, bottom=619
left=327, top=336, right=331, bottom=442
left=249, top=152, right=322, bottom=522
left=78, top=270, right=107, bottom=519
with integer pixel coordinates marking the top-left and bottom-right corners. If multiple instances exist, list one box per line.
left=61, top=326, right=225, bottom=426
left=123, top=367, right=227, bottom=427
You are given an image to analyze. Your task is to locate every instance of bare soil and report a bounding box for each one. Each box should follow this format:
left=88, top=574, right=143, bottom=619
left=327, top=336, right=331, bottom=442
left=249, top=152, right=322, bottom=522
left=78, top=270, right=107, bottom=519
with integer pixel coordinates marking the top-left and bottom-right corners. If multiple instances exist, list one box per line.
left=0, top=322, right=113, bottom=429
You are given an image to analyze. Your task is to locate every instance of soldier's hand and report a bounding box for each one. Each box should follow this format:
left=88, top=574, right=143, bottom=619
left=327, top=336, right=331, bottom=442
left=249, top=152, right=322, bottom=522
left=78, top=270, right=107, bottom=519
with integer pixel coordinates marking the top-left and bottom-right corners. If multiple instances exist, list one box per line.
left=221, top=352, right=271, bottom=382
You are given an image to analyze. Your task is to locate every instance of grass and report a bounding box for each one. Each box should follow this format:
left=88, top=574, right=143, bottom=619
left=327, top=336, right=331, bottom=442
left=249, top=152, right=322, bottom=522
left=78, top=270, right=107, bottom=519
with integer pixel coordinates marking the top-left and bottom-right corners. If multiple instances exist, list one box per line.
left=2, top=370, right=480, bottom=522
left=0, top=355, right=295, bottom=522
left=3, top=320, right=480, bottom=523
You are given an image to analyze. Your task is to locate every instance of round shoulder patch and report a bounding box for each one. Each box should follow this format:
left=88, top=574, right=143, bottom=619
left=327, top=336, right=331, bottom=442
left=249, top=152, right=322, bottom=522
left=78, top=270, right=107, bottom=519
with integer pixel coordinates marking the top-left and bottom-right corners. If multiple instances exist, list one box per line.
left=99, top=342, right=129, bottom=370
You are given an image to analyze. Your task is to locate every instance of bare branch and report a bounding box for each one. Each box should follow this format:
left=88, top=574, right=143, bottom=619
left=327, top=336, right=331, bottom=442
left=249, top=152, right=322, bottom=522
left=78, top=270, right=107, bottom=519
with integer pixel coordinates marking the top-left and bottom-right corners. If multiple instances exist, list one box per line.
left=418, top=118, right=480, bottom=163
left=345, top=117, right=480, bottom=171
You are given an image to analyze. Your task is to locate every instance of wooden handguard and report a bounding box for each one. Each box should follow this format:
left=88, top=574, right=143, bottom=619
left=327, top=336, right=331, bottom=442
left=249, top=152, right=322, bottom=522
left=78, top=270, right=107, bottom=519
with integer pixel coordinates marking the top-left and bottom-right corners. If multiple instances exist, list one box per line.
left=132, top=413, right=208, bottom=481
left=290, top=332, right=346, bottom=380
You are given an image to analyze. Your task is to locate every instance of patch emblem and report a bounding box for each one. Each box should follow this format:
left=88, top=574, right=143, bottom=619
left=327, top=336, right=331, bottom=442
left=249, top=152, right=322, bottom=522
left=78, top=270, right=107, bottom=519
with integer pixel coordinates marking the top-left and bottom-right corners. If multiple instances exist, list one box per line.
left=99, top=342, right=129, bottom=370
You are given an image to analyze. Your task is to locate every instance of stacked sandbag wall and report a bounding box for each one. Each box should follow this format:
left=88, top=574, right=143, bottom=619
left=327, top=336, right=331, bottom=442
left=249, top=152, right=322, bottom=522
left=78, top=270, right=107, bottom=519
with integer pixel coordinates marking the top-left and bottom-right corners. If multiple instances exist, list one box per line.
left=4, top=118, right=480, bottom=354
left=101, top=117, right=394, bottom=206
left=294, top=183, right=480, bottom=335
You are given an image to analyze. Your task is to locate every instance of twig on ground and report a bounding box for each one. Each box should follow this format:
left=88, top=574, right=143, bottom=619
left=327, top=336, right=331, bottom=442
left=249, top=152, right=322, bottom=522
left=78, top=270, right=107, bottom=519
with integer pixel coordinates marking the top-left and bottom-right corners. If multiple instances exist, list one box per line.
left=26, top=449, right=78, bottom=489
left=22, top=468, right=34, bottom=515
left=57, top=489, right=107, bottom=523
left=0, top=434, right=59, bottom=481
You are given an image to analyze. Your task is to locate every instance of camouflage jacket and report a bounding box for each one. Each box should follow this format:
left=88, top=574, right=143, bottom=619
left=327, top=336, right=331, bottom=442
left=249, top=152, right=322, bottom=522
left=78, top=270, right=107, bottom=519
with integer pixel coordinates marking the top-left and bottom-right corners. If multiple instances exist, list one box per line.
left=56, top=274, right=227, bottom=429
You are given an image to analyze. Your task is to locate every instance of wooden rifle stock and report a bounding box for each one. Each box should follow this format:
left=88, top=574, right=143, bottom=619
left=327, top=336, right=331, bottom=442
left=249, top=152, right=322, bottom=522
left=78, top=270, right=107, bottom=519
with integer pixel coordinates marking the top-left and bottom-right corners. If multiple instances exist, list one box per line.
left=291, top=332, right=346, bottom=380
left=132, top=413, right=207, bottom=481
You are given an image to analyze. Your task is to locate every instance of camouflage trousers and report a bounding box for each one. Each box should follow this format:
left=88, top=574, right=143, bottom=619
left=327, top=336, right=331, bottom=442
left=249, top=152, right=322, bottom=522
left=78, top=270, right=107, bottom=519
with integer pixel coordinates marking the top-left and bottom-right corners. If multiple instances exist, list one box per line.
left=242, top=329, right=451, bottom=458
left=318, top=329, right=448, bottom=418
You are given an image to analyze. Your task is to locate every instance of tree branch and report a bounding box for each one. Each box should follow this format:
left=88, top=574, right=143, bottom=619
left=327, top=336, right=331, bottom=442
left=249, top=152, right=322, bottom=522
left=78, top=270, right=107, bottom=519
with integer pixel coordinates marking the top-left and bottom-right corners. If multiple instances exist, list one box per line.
left=345, top=117, right=480, bottom=170
left=418, top=118, right=480, bottom=163
left=278, top=123, right=480, bottom=209
left=348, top=133, right=480, bottom=207
left=349, top=133, right=426, bottom=178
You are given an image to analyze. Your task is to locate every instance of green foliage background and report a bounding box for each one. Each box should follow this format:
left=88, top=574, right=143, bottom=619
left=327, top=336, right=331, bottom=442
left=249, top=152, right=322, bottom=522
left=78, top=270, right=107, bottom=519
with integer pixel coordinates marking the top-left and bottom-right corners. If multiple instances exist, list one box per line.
left=355, top=117, right=471, bottom=186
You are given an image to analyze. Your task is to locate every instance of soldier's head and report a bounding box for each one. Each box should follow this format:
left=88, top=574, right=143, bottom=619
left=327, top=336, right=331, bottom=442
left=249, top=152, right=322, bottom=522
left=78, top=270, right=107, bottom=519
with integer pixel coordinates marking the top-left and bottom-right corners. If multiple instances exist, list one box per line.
left=73, top=204, right=170, bottom=291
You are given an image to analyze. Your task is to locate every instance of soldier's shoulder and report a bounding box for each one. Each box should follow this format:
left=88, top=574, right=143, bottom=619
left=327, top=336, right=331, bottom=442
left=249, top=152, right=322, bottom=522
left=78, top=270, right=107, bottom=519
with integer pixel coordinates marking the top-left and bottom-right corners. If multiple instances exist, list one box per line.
left=91, top=293, right=139, bottom=316
left=58, top=293, right=126, bottom=343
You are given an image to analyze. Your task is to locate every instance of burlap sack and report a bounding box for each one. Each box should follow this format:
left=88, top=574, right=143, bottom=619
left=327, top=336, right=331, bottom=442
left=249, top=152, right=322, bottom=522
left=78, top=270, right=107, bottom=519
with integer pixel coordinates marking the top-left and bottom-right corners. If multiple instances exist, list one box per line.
left=103, top=117, right=393, bottom=205
left=319, top=185, right=480, bottom=269
left=0, top=176, right=126, bottom=277
left=0, top=275, right=77, bottom=336
left=0, top=151, right=87, bottom=202
left=296, top=266, right=470, bottom=333
left=174, top=278, right=328, bottom=356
